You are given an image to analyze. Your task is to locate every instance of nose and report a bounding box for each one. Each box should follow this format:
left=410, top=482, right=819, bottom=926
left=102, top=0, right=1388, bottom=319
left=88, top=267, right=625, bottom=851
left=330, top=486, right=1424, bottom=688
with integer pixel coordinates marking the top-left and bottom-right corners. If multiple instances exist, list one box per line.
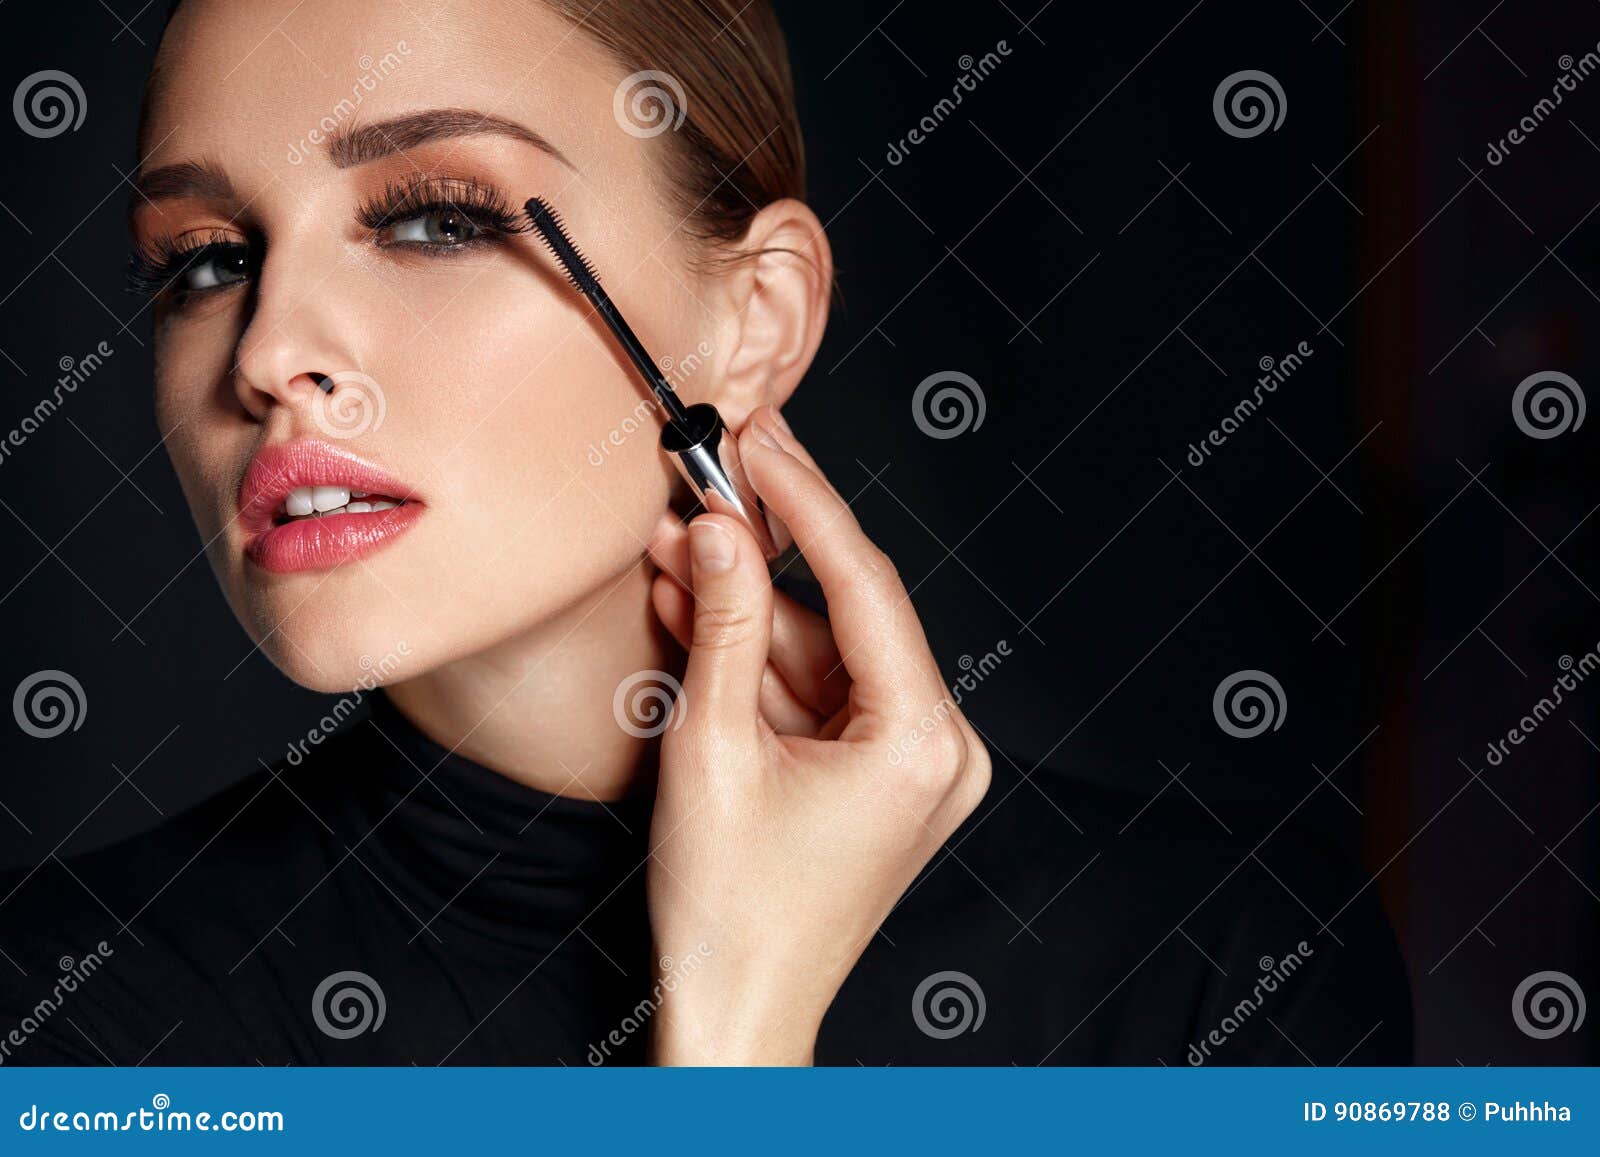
left=232, top=249, right=363, bottom=423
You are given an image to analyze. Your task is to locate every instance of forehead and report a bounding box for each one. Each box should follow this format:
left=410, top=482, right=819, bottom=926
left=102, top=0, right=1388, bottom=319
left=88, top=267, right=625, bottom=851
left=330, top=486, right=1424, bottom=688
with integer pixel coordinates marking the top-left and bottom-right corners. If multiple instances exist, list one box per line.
left=142, top=0, right=615, bottom=171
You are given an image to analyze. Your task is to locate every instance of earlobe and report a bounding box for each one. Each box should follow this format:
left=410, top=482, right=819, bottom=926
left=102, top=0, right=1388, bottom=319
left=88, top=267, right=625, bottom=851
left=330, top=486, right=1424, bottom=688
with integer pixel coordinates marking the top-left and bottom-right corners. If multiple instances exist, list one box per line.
left=713, top=199, right=833, bottom=427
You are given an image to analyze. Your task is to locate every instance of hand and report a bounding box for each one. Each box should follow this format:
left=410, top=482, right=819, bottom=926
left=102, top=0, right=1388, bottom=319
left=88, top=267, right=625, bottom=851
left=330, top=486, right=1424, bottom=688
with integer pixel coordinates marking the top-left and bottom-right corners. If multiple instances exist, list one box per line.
left=642, top=404, right=992, bottom=1065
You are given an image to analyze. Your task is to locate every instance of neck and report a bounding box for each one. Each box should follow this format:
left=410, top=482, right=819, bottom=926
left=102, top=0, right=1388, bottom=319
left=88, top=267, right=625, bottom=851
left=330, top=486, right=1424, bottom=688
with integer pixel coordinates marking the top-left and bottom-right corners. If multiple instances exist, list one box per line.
left=382, top=558, right=679, bottom=803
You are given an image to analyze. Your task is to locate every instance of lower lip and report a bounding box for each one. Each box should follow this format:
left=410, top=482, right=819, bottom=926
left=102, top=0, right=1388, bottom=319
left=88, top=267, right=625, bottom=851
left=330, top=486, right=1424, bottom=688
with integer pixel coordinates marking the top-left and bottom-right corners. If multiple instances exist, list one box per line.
left=244, top=505, right=424, bottom=574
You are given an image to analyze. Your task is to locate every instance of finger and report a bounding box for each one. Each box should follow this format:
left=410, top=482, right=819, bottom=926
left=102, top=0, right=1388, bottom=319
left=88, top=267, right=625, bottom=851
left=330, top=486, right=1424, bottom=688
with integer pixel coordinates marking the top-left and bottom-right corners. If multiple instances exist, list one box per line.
left=676, top=513, right=773, bottom=736
left=652, top=500, right=850, bottom=718
left=650, top=573, right=827, bottom=735
left=737, top=410, right=946, bottom=719
left=768, top=586, right=851, bottom=717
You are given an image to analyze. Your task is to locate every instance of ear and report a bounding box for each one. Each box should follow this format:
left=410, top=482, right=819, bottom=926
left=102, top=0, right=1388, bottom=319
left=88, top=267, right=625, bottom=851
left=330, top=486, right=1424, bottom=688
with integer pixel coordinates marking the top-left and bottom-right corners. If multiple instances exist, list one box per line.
left=704, top=198, right=833, bottom=429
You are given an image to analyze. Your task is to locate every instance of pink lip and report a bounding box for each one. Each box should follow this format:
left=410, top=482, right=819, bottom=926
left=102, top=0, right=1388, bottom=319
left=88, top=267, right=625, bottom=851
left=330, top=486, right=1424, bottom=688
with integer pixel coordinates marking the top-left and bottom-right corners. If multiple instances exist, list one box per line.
left=239, top=440, right=425, bottom=574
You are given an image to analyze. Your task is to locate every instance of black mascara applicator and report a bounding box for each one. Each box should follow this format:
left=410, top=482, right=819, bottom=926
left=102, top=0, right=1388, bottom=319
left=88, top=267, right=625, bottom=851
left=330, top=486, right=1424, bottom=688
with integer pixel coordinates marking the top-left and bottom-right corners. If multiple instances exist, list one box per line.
left=523, top=196, right=782, bottom=561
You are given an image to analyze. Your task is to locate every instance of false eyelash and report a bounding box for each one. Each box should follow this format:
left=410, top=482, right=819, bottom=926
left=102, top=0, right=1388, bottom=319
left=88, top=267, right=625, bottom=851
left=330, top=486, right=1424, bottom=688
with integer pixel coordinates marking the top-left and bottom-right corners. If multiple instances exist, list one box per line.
left=125, top=229, right=252, bottom=297
left=355, top=175, right=532, bottom=237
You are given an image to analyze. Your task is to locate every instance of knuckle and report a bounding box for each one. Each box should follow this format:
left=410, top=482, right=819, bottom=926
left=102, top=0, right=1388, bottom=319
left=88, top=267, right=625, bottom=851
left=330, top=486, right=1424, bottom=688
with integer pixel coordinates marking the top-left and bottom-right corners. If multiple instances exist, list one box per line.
left=853, top=543, right=902, bottom=590
left=691, top=596, right=760, bottom=651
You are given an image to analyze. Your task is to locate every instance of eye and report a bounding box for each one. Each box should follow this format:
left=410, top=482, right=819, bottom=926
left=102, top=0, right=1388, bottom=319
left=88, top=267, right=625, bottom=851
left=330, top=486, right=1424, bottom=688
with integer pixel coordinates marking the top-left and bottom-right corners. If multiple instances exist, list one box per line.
left=381, top=207, right=485, bottom=246
left=180, top=244, right=253, bottom=291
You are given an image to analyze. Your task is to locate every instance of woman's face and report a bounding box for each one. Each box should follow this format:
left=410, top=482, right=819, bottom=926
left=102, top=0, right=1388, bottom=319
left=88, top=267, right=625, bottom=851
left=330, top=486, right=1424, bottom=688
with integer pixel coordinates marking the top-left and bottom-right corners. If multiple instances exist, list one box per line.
left=133, top=0, right=718, bottom=691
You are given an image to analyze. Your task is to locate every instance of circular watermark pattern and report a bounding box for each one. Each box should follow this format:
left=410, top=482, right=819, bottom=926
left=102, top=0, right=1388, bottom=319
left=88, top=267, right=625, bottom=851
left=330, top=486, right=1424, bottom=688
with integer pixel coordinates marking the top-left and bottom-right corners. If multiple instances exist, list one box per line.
left=912, top=370, right=986, bottom=439
left=912, top=970, right=987, bottom=1039
left=1212, top=70, right=1287, bottom=139
left=58, top=955, right=74, bottom=973
left=1212, top=669, right=1286, bottom=738
left=1561, top=54, right=1575, bottom=71
left=1511, top=370, right=1585, bottom=439
left=612, top=669, right=685, bottom=738
left=1258, top=355, right=1275, bottom=373
left=13, top=669, right=86, bottom=739
left=613, top=70, right=687, bottom=139
left=309, top=370, right=386, bottom=440
left=151, top=1093, right=171, bottom=1111
left=1512, top=970, right=1586, bottom=1039
left=1258, top=955, right=1275, bottom=973
left=13, top=70, right=87, bottom=139
left=312, top=970, right=387, bottom=1039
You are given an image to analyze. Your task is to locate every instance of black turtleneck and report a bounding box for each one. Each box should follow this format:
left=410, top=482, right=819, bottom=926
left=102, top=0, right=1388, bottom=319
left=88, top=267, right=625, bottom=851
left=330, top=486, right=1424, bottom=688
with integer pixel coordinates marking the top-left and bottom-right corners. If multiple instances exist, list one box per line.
left=0, top=693, right=1411, bottom=1065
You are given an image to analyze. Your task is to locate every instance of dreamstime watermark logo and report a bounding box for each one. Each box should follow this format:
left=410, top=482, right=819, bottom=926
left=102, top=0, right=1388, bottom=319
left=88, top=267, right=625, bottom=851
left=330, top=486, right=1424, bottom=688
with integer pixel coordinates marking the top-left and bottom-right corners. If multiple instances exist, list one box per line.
left=1186, top=339, right=1314, bottom=466
left=1187, top=942, right=1315, bottom=1064
left=0, top=340, right=114, bottom=470
left=286, top=43, right=411, bottom=164
left=1212, top=70, right=1286, bottom=138
left=912, top=970, right=986, bottom=1039
left=13, top=70, right=86, bottom=138
left=1483, top=648, right=1598, bottom=767
left=1212, top=669, right=1286, bottom=738
left=885, top=41, right=1013, bottom=165
left=0, top=941, right=114, bottom=1065
left=285, top=642, right=412, bottom=766
left=12, top=670, right=86, bottom=739
left=586, top=943, right=712, bottom=1065
left=912, top=370, right=986, bottom=439
left=1511, top=370, right=1584, bottom=439
left=1486, top=47, right=1600, bottom=165
left=312, top=970, right=386, bottom=1039
left=17, top=1094, right=283, bottom=1133
left=1512, top=970, right=1586, bottom=1039
left=612, top=669, right=685, bottom=738
left=586, top=341, right=714, bottom=466
left=310, top=370, right=386, bottom=439
left=613, top=70, right=687, bottom=139
left=888, top=640, right=1011, bottom=766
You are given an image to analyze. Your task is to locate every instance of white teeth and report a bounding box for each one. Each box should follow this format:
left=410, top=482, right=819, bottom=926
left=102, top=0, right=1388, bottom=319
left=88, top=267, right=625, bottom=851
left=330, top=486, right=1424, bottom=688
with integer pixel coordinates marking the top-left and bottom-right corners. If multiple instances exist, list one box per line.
left=311, top=485, right=350, bottom=513
left=279, top=484, right=403, bottom=520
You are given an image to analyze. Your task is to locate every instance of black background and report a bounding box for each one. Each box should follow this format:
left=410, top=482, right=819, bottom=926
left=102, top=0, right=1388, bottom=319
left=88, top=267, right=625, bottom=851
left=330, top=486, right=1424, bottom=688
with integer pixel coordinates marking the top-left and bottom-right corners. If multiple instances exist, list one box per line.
left=0, top=0, right=1595, bottom=1064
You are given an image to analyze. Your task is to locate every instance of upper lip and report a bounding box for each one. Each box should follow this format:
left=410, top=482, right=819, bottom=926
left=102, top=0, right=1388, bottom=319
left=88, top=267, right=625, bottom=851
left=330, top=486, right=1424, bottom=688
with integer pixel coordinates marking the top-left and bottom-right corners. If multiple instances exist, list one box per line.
left=238, top=440, right=420, bottom=532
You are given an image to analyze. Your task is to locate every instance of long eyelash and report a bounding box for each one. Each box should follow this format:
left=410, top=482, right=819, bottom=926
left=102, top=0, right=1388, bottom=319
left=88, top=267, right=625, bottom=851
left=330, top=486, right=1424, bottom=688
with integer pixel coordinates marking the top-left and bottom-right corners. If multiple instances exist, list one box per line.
left=356, top=176, right=532, bottom=238
left=125, top=229, right=250, bottom=297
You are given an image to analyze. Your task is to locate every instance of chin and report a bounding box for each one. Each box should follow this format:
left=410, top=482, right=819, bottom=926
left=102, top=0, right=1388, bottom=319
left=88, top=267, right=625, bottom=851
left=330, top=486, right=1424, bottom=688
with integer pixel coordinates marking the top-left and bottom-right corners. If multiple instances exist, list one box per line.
left=242, top=602, right=424, bottom=694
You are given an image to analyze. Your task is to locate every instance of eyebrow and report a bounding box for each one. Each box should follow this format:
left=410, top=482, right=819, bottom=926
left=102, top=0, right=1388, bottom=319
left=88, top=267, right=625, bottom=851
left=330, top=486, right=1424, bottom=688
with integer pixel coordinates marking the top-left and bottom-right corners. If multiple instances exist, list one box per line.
left=127, top=108, right=573, bottom=216
left=325, top=108, right=575, bottom=170
left=129, top=159, right=236, bottom=209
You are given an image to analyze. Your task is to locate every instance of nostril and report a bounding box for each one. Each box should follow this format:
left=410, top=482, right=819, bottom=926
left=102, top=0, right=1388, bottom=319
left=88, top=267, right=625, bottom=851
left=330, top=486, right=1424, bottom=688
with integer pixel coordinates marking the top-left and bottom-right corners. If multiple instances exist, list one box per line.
left=310, top=373, right=334, bottom=394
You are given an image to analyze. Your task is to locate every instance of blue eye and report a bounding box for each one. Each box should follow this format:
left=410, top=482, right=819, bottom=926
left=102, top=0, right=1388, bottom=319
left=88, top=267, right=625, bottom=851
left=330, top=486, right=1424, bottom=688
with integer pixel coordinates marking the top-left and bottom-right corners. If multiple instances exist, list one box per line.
left=382, top=207, right=486, bottom=246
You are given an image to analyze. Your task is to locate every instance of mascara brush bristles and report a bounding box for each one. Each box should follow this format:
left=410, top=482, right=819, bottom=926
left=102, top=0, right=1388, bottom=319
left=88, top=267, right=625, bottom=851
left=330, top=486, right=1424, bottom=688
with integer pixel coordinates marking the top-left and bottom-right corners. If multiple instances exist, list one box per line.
left=524, top=196, right=601, bottom=295
left=522, top=196, right=693, bottom=432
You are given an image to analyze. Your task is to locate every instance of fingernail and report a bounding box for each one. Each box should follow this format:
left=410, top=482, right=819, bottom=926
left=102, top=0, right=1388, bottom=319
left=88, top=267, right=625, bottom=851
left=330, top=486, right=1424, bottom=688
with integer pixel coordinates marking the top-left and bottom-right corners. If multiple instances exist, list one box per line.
left=689, top=519, right=736, bottom=572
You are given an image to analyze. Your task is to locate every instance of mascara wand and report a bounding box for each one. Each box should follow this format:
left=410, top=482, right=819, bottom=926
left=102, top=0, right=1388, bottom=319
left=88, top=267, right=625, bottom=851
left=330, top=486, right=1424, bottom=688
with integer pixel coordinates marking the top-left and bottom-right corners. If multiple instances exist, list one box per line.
left=524, top=196, right=782, bottom=561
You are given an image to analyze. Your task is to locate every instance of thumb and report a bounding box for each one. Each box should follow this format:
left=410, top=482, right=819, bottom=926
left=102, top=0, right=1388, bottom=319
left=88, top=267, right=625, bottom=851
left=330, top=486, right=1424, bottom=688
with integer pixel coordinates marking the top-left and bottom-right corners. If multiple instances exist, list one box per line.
left=678, top=512, right=773, bottom=736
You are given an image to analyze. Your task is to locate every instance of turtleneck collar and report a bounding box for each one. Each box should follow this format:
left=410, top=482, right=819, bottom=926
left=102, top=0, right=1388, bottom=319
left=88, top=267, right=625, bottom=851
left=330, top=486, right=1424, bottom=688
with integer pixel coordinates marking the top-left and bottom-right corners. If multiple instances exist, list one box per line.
left=322, top=691, right=655, bottom=956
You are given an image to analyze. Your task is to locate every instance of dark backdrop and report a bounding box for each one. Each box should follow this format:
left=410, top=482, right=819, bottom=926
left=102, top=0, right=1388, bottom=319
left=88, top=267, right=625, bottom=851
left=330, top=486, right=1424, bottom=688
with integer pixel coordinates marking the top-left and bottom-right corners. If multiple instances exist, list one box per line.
left=0, top=0, right=1595, bottom=1063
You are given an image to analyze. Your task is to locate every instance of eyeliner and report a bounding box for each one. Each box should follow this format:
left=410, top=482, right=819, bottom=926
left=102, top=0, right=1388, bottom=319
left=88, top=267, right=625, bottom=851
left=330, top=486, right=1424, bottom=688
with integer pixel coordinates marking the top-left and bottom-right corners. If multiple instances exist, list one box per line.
left=523, top=196, right=782, bottom=561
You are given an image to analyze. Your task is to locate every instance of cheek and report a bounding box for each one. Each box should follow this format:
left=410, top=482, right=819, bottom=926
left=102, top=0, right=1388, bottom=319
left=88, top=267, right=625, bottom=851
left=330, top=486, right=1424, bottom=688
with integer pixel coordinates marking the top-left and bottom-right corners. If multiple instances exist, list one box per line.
left=151, top=307, right=249, bottom=534
left=407, top=276, right=675, bottom=583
